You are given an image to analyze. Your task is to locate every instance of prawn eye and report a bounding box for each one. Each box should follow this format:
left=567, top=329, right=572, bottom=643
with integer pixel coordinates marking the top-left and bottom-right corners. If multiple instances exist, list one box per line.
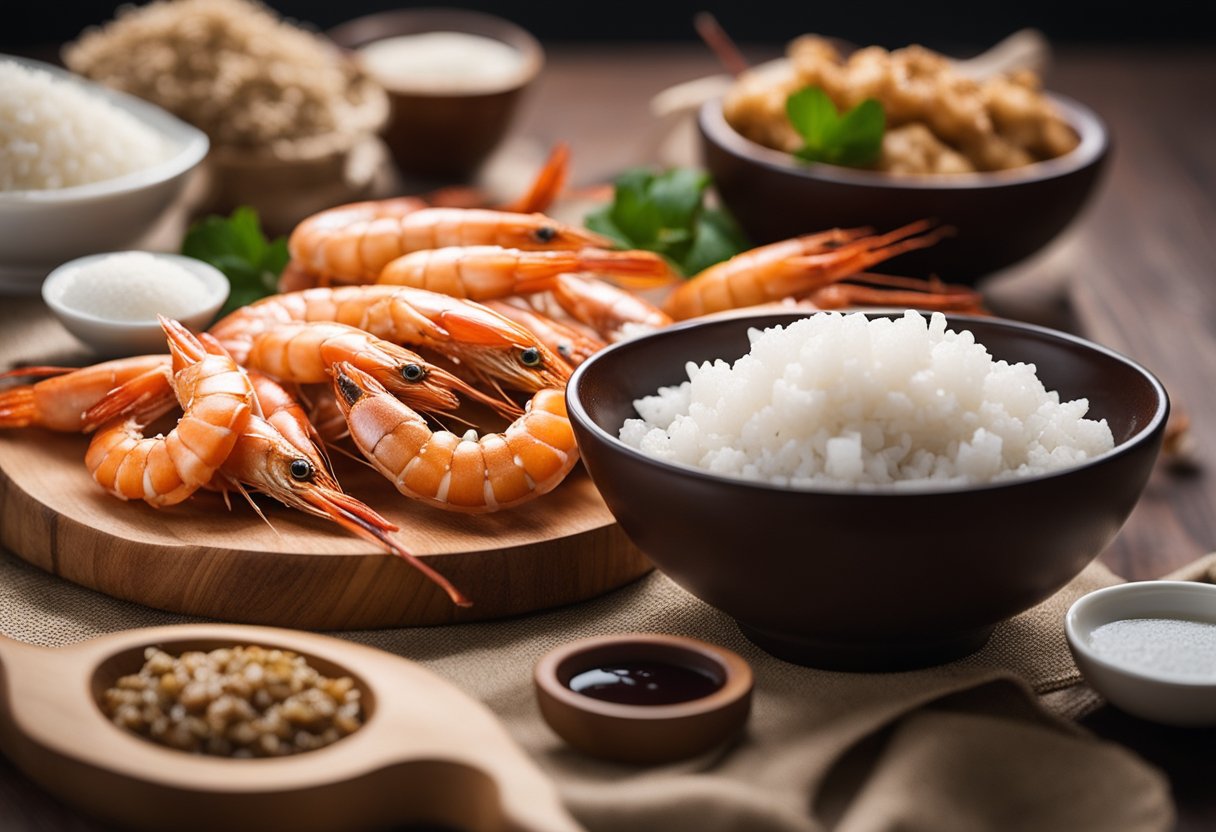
left=557, top=343, right=572, bottom=357
left=400, top=363, right=426, bottom=382
left=289, top=459, right=315, bottom=481
left=533, top=225, right=557, bottom=243
left=520, top=347, right=542, bottom=367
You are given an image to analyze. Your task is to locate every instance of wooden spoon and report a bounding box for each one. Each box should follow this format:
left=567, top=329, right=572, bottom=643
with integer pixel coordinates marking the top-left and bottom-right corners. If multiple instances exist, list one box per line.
left=0, top=624, right=583, bottom=832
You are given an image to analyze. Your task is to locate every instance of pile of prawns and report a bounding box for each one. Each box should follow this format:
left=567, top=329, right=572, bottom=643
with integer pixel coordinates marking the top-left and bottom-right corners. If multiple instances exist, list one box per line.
left=0, top=145, right=982, bottom=607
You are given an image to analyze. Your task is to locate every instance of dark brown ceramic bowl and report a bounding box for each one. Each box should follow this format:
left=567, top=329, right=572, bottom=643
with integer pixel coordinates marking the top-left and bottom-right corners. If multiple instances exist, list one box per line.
left=566, top=312, right=1167, bottom=671
left=328, top=9, right=543, bottom=181
left=534, top=634, right=753, bottom=765
left=699, top=96, right=1109, bottom=283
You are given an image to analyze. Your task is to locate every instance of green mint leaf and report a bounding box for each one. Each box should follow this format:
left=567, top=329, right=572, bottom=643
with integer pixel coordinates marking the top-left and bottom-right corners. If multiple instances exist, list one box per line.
left=786, top=86, right=841, bottom=152
left=787, top=86, right=885, bottom=168
left=182, top=206, right=288, bottom=316
left=584, top=206, right=635, bottom=249
left=612, top=183, right=664, bottom=246
left=681, top=209, right=749, bottom=276
left=832, top=98, right=885, bottom=166
left=582, top=167, right=749, bottom=277
left=262, top=237, right=291, bottom=281
left=655, top=227, right=693, bottom=247
left=649, top=168, right=710, bottom=230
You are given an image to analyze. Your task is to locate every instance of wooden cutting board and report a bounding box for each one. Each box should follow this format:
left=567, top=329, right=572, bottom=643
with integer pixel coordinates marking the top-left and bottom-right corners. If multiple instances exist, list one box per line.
left=0, top=432, right=649, bottom=628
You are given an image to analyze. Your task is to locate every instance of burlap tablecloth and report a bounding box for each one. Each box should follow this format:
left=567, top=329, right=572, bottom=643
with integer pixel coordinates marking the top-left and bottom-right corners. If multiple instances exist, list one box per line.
left=5, top=549, right=1213, bottom=831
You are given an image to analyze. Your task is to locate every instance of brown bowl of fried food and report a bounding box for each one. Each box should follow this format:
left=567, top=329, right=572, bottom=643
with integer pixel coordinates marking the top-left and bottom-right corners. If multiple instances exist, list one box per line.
left=328, top=8, right=543, bottom=181
left=701, top=37, right=1109, bottom=283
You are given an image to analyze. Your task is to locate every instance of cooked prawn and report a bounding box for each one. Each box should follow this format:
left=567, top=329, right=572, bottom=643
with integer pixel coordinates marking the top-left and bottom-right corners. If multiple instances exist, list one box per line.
left=376, top=245, right=674, bottom=295
left=803, top=272, right=987, bottom=314
left=483, top=299, right=605, bottom=368
left=331, top=363, right=577, bottom=514
left=289, top=207, right=614, bottom=285
left=209, top=286, right=571, bottom=398
left=66, top=347, right=469, bottom=605
left=0, top=356, right=170, bottom=431
left=375, top=245, right=674, bottom=342
left=238, top=320, right=518, bottom=417
left=548, top=273, right=672, bottom=341
left=83, top=318, right=254, bottom=507
left=287, top=144, right=573, bottom=286
left=663, top=220, right=952, bottom=320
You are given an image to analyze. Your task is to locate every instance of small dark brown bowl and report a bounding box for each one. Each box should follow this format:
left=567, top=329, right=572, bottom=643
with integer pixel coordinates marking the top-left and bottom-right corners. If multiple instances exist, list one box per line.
left=699, top=96, right=1109, bottom=283
left=534, top=634, right=753, bottom=765
left=328, top=9, right=543, bottom=181
left=566, top=313, right=1167, bottom=671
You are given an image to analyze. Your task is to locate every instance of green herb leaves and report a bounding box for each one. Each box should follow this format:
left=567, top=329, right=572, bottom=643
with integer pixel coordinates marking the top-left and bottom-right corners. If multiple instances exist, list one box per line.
left=787, top=86, right=885, bottom=168
left=585, top=168, right=748, bottom=277
left=181, top=207, right=290, bottom=317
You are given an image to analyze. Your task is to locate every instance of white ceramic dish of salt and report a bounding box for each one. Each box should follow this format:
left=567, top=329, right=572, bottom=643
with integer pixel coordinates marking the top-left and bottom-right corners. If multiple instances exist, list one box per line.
left=1066, top=581, right=1216, bottom=725
left=42, top=252, right=229, bottom=356
left=0, top=55, right=208, bottom=295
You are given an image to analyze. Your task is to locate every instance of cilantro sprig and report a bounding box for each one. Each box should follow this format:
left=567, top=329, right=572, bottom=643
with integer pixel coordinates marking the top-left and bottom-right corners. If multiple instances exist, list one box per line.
left=181, top=207, right=289, bottom=317
left=585, top=168, right=749, bottom=277
left=786, top=86, right=885, bottom=168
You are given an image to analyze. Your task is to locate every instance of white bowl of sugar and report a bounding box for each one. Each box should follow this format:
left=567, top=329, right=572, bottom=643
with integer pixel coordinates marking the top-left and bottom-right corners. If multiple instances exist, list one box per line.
left=42, top=252, right=229, bottom=356
left=1066, top=581, right=1216, bottom=725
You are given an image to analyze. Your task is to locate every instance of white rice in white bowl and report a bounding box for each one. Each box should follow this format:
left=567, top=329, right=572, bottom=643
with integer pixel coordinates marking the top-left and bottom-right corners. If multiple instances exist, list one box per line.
left=0, top=60, right=171, bottom=191
left=619, top=311, right=1115, bottom=490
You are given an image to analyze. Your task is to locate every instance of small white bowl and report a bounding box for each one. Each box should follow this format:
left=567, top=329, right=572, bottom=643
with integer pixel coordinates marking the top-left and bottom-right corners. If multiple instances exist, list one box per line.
left=42, top=253, right=230, bottom=356
left=1066, top=581, right=1216, bottom=726
left=0, top=55, right=209, bottom=295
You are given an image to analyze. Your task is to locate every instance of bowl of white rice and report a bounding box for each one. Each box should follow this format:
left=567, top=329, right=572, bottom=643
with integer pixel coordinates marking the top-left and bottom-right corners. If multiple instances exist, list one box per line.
left=0, top=55, right=209, bottom=294
left=567, top=311, right=1169, bottom=670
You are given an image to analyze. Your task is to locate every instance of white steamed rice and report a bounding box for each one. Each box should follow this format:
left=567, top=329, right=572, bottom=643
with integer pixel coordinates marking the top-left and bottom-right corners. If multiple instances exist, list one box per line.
left=0, top=60, right=171, bottom=191
left=619, top=311, right=1115, bottom=489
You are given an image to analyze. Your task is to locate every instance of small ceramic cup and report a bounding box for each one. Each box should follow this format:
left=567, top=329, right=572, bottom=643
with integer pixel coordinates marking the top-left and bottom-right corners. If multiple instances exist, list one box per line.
left=534, top=634, right=753, bottom=765
left=327, top=9, right=543, bottom=181
left=42, top=252, right=229, bottom=356
left=1066, top=581, right=1216, bottom=725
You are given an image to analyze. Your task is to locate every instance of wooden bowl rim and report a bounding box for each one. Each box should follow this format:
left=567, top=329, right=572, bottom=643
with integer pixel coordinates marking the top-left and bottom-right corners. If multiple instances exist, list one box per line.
left=534, top=633, right=753, bottom=721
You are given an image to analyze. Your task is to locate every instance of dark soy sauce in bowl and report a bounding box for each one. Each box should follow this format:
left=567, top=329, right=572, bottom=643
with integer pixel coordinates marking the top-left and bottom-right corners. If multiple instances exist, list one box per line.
left=567, top=661, right=722, bottom=706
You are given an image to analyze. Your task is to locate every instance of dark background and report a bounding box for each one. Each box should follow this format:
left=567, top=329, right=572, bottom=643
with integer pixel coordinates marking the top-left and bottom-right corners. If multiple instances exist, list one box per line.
left=6, top=0, right=1215, bottom=51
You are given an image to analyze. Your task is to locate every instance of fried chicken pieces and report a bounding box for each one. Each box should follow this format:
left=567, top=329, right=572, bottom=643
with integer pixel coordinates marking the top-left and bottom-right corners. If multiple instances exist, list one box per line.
left=724, top=36, right=1079, bottom=175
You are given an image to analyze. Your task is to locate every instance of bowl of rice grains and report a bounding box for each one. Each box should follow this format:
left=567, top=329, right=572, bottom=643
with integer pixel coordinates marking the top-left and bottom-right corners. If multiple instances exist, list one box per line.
left=0, top=56, right=208, bottom=294
left=64, top=0, right=389, bottom=232
left=567, top=310, right=1168, bottom=670
left=101, top=644, right=364, bottom=758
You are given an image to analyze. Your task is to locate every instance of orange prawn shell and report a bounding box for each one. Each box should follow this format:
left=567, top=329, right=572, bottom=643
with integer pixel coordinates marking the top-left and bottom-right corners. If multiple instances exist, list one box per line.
left=333, top=363, right=577, bottom=514
left=85, top=329, right=255, bottom=508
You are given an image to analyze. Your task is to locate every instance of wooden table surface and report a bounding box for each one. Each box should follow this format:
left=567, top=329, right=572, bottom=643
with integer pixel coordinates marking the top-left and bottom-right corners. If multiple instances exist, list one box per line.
left=2, top=43, right=1214, bottom=831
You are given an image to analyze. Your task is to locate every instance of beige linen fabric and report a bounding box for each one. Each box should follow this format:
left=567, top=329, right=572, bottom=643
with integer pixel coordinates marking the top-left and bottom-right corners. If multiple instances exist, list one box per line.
left=1, top=548, right=1195, bottom=831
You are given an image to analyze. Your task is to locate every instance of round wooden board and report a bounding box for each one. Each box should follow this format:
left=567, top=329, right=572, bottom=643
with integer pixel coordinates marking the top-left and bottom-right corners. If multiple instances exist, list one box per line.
left=0, top=426, right=651, bottom=628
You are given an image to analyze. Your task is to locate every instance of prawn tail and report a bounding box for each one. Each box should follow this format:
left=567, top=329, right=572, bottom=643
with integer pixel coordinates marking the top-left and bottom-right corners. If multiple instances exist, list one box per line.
left=0, top=386, right=36, bottom=428
left=159, top=315, right=209, bottom=369
left=0, top=365, right=76, bottom=381
left=81, top=368, right=175, bottom=433
left=500, top=142, right=570, bottom=214
left=575, top=248, right=679, bottom=288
